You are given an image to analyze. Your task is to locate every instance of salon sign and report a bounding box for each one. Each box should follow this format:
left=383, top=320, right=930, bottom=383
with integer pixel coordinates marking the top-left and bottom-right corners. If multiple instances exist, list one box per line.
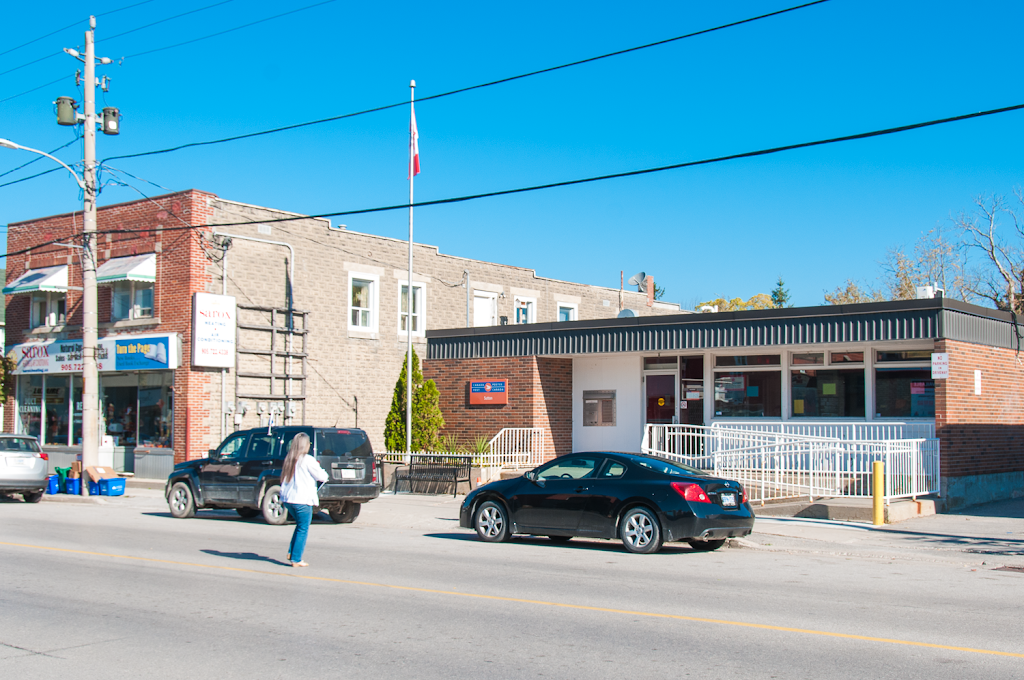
left=6, top=334, right=179, bottom=375
left=192, top=293, right=237, bottom=368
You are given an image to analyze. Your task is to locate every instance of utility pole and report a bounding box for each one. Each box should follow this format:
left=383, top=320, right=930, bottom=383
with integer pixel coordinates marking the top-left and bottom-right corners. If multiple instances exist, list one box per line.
left=79, top=17, right=100, bottom=494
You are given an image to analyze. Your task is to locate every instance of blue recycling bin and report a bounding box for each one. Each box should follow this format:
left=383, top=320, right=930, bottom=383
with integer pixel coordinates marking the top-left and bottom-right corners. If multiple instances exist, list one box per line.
left=99, top=478, right=126, bottom=496
left=46, top=475, right=60, bottom=494
left=65, top=478, right=81, bottom=495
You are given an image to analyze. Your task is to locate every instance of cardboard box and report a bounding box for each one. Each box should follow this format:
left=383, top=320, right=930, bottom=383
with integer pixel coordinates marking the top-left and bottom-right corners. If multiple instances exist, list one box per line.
left=86, top=466, right=120, bottom=483
left=70, top=461, right=82, bottom=479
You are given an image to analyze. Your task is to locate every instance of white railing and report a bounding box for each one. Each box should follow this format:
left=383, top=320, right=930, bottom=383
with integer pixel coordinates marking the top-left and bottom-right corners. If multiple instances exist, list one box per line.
left=485, top=427, right=546, bottom=469
left=710, top=420, right=935, bottom=441
left=641, top=424, right=939, bottom=504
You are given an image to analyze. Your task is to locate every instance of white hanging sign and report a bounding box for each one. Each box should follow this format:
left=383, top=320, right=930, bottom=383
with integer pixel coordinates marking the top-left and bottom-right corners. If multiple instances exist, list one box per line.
left=192, top=293, right=237, bottom=368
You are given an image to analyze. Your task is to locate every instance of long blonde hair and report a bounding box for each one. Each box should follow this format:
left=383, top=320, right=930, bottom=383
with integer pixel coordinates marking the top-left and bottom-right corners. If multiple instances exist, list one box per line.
left=281, top=433, right=311, bottom=484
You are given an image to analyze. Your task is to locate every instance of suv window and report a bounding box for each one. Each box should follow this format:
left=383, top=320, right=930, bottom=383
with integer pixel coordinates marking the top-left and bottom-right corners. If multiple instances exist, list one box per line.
left=278, top=429, right=311, bottom=460
left=217, top=433, right=248, bottom=460
left=316, top=429, right=372, bottom=457
left=245, top=434, right=277, bottom=460
left=0, top=438, right=41, bottom=452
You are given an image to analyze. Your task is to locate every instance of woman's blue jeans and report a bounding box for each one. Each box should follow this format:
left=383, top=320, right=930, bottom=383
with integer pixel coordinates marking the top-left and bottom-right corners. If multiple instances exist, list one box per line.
left=284, top=502, right=313, bottom=562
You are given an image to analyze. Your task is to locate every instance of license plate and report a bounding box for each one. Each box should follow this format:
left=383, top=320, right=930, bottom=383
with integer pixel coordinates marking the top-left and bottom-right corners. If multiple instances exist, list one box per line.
left=333, top=469, right=358, bottom=480
left=5, top=457, right=30, bottom=467
left=720, top=492, right=737, bottom=508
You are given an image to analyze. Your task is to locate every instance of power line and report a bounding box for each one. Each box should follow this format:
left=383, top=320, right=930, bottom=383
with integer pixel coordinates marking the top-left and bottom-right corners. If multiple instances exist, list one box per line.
left=0, top=1, right=157, bottom=59
left=0, top=137, right=79, bottom=179
left=101, top=0, right=239, bottom=43
left=102, top=0, right=830, bottom=163
left=123, top=0, right=339, bottom=58
left=14, top=98, right=1022, bottom=254
left=0, top=73, right=73, bottom=105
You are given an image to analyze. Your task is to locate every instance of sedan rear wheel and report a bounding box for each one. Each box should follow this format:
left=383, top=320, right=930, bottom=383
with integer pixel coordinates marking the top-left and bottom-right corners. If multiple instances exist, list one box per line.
left=474, top=500, right=510, bottom=542
left=619, top=507, right=663, bottom=554
left=688, top=539, right=726, bottom=552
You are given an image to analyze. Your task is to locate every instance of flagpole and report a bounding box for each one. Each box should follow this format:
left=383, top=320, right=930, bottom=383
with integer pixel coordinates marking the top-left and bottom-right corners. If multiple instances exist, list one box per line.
left=406, top=80, right=415, bottom=461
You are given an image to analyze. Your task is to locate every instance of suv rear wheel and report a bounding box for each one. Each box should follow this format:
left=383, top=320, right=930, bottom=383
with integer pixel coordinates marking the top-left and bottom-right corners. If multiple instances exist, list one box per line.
left=23, top=491, right=43, bottom=503
left=261, top=485, right=288, bottom=525
left=328, top=501, right=360, bottom=524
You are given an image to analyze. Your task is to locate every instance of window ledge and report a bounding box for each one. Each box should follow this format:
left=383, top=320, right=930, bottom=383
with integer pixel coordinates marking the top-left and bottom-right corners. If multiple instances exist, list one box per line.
left=100, top=317, right=161, bottom=329
left=347, top=329, right=379, bottom=340
left=27, top=324, right=78, bottom=335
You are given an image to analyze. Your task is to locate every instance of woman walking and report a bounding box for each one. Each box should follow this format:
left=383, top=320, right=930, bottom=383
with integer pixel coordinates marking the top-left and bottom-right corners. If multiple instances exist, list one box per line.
left=280, top=433, right=328, bottom=567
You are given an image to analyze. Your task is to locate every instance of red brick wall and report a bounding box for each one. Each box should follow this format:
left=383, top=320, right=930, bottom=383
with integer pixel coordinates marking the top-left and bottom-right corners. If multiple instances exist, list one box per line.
left=934, top=338, right=1024, bottom=477
left=4, top=189, right=221, bottom=463
left=424, top=356, right=573, bottom=459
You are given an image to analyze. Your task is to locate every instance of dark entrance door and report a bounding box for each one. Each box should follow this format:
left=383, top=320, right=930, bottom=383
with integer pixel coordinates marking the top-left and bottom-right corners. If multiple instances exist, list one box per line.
left=679, top=356, right=705, bottom=427
left=644, top=374, right=676, bottom=425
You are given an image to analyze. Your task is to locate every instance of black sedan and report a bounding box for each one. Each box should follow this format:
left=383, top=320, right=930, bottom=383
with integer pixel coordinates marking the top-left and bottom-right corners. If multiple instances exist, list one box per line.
left=459, top=452, right=754, bottom=554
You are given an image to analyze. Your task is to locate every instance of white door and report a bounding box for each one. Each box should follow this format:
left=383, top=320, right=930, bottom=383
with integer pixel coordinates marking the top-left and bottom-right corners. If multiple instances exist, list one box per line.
left=473, top=293, right=497, bottom=327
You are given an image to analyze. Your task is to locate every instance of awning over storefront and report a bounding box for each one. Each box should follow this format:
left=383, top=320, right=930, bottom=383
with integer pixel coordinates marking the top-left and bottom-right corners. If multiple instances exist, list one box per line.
left=96, top=253, right=156, bottom=284
left=3, top=265, right=70, bottom=295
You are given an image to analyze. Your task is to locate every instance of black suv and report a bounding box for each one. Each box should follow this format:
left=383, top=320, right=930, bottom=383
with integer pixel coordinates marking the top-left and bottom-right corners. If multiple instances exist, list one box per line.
left=165, top=426, right=379, bottom=525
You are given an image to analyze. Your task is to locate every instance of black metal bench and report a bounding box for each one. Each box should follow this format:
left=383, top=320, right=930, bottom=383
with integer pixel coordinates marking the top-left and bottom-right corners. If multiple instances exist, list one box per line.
left=393, top=454, right=473, bottom=497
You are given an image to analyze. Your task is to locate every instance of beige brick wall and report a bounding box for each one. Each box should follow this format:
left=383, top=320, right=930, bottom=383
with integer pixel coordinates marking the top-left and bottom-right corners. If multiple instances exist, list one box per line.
left=208, top=198, right=682, bottom=451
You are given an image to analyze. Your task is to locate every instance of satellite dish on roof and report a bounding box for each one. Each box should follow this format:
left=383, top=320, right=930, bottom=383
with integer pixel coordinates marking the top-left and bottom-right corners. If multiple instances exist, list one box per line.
left=627, top=271, right=647, bottom=292
left=617, top=309, right=639, bottom=318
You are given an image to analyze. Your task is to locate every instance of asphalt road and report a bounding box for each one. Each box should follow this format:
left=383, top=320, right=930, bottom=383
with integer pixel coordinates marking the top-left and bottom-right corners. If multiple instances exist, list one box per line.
left=1, top=491, right=1022, bottom=679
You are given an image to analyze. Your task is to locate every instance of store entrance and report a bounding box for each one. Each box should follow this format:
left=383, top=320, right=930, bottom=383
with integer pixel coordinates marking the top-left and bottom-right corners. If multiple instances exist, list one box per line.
left=103, top=385, right=138, bottom=446
left=644, top=373, right=676, bottom=425
left=679, top=356, right=705, bottom=427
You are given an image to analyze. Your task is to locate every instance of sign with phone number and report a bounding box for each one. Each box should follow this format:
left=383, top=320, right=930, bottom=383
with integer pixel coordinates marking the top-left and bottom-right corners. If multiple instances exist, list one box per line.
left=8, top=334, right=177, bottom=374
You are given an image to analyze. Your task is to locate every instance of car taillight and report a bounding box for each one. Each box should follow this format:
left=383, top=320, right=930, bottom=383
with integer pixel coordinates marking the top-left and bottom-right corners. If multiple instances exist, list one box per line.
left=740, top=485, right=748, bottom=504
left=38, top=452, right=49, bottom=461
left=372, top=462, right=379, bottom=485
left=671, top=481, right=711, bottom=504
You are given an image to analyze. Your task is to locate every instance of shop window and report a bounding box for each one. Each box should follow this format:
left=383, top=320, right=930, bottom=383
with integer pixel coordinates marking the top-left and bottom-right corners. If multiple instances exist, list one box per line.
left=112, top=281, right=154, bottom=321
left=17, top=375, right=43, bottom=438
left=791, top=369, right=865, bottom=418
left=876, top=368, right=934, bottom=418
left=715, top=354, right=780, bottom=367
left=714, top=371, right=781, bottom=417
left=514, top=296, right=536, bottom=324
left=583, top=390, right=616, bottom=426
left=557, top=303, right=578, bottom=322
left=398, top=282, right=425, bottom=335
left=348, top=272, right=379, bottom=332
left=643, top=356, right=677, bottom=370
left=831, top=351, right=864, bottom=364
left=791, top=353, right=823, bottom=365
left=44, top=376, right=70, bottom=445
left=137, top=372, right=174, bottom=448
left=30, top=291, right=66, bottom=328
left=876, top=350, right=932, bottom=363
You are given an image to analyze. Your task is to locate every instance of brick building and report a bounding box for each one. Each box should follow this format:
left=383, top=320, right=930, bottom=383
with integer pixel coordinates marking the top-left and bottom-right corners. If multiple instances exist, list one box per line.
left=424, top=298, right=1024, bottom=510
left=3, top=189, right=681, bottom=470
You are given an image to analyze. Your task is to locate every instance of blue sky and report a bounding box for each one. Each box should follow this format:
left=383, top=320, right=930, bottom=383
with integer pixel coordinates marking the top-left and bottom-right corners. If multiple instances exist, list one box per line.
left=2, top=0, right=1023, bottom=309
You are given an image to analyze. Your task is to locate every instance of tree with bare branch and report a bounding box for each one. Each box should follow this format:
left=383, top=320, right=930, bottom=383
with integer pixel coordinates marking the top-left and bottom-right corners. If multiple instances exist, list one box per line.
left=953, top=191, right=1024, bottom=313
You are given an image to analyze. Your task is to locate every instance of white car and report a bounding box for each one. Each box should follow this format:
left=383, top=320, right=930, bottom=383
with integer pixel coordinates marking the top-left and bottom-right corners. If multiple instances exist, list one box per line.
left=0, top=435, right=48, bottom=503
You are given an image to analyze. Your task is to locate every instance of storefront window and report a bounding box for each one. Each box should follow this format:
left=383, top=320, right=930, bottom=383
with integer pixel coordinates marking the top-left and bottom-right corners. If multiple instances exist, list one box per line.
left=72, top=377, right=83, bottom=445
left=138, top=372, right=174, bottom=448
left=45, top=376, right=70, bottom=445
left=715, top=354, right=780, bottom=367
left=876, top=368, right=934, bottom=418
left=18, top=375, right=43, bottom=438
left=791, top=369, right=865, bottom=418
left=714, top=371, right=781, bottom=417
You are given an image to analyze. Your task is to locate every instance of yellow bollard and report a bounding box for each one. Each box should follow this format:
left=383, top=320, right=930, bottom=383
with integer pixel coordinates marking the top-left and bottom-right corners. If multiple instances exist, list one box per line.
left=872, top=460, right=885, bottom=526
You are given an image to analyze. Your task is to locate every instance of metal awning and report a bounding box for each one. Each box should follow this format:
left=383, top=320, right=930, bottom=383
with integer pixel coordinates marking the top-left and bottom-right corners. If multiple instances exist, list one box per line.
left=3, top=265, right=70, bottom=295
left=96, top=253, right=156, bottom=284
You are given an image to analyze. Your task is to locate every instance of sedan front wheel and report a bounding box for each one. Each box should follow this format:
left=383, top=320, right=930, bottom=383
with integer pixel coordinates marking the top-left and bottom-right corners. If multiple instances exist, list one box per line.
left=474, top=500, right=510, bottom=543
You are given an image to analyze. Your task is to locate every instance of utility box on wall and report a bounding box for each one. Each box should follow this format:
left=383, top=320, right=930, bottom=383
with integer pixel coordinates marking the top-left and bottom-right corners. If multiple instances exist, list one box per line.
left=583, top=390, right=616, bottom=426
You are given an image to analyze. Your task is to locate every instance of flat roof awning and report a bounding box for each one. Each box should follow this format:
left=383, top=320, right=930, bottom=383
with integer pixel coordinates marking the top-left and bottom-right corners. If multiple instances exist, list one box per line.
left=96, top=253, right=156, bottom=284
left=3, top=265, right=70, bottom=295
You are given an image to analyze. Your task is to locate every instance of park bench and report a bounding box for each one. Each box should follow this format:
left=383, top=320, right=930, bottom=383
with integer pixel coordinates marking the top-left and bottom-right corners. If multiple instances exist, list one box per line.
left=393, top=453, right=473, bottom=497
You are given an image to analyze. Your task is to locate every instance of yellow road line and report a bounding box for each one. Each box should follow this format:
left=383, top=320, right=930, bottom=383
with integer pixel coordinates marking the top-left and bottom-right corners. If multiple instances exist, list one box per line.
left=3, top=540, right=1021, bottom=659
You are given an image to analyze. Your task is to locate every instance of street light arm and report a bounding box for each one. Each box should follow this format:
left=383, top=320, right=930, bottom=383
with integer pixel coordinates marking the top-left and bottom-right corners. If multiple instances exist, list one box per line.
left=0, top=138, right=85, bottom=190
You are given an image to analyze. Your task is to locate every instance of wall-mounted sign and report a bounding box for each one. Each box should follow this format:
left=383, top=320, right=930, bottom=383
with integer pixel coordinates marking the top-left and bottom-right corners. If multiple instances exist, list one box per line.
left=931, top=352, right=949, bottom=379
left=7, top=334, right=179, bottom=375
left=469, top=379, right=507, bottom=405
left=192, top=292, right=237, bottom=368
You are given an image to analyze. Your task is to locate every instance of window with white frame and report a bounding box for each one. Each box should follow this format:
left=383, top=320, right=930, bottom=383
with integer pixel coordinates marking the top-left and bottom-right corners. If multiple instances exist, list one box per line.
left=111, top=281, right=154, bottom=321
left=30, top=292, right=66, bottom=328
left=398, top=282, right=425, bottom=335
left=557, top=302, right=578, bottom=322
left=514, top=296, right=536, bottom=324
left=348, top=272, right=379, bottom=332
left=473, top=292, right=498, bottom=327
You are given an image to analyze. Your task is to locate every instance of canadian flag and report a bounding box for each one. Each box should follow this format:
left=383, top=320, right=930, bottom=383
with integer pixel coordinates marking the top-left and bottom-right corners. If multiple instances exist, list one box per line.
left=409, top=103, right=420, bottom=177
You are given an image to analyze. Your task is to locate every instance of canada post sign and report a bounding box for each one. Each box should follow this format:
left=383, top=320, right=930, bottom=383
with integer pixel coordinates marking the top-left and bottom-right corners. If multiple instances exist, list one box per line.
left=469, top=379, right=507, bottom=406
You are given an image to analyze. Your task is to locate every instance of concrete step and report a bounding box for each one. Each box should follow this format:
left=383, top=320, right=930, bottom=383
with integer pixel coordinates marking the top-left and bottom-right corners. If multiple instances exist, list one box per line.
left=752, top=496, right=941, bottom=523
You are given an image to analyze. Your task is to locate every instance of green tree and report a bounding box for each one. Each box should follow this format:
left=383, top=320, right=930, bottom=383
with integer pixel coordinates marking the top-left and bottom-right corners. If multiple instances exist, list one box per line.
left=653, top=282, right=666, bottom=301
left=0, top=354, right=15, bottom=402
left=770, top=276, right=792, bottom=308
left=695, top=294, right=773, bottom=312
left=384, top=349, right=445, bottom=452
left=824, top=279, right=884, bottom=305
